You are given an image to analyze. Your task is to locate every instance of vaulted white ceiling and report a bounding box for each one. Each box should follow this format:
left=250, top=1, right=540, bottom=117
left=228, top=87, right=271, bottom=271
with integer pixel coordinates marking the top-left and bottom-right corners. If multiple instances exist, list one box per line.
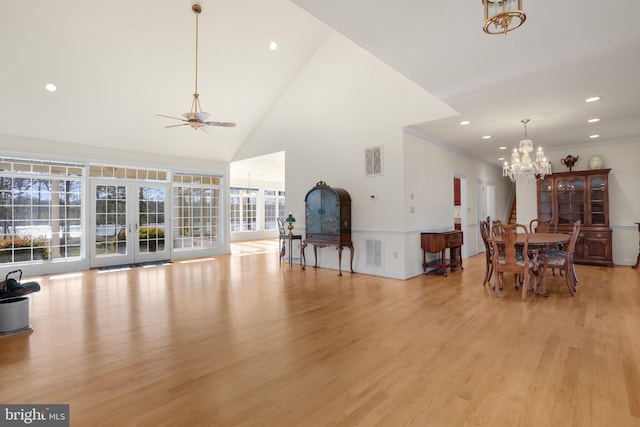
left=293, top=0, right=640, bottom=166
left=2, top=0, right=639, bottom=180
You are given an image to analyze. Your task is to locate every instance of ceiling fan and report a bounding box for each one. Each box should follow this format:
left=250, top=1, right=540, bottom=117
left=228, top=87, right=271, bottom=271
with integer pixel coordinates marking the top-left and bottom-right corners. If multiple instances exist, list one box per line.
left=158, top=3, right=236, bottom=131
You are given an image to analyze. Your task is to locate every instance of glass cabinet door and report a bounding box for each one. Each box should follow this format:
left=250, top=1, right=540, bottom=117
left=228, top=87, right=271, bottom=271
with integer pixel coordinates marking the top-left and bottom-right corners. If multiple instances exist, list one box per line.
left=589, top=176, right=607, bottom=225
left=537, top=178, right=553, bottom=221
left=557, top=177, right=585, bottom=224
left=320, top=189, right=339, bottom=234
left=305, top=190, right=322, bottom=234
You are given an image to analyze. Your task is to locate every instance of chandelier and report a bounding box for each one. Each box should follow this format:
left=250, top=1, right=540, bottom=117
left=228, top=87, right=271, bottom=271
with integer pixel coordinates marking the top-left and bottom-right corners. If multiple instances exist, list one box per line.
left=482, top=0, right=526, bottom=35
left=242, top=173, right=257, bottom=197
left=502, top=119, right=551, bottom=184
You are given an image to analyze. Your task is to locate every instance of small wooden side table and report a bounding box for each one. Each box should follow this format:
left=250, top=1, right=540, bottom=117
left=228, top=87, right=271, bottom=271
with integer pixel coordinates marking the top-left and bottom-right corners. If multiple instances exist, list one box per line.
left=280, top=234, right=302, bottom=266
left=420, top=231, right=464, bottom=276
left=633, top=223, right=640, bottom=269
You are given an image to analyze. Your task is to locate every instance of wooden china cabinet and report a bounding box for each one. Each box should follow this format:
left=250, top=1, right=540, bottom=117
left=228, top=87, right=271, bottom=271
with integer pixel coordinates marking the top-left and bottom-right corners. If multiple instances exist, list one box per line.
left=536, top=168, right=613, bottom=267
left=302, top=181, right=354, bottom=275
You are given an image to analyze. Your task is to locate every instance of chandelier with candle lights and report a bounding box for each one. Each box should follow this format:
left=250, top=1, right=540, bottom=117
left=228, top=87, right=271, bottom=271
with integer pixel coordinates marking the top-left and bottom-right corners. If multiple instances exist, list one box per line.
left=503, top=119, right=551, bottom=184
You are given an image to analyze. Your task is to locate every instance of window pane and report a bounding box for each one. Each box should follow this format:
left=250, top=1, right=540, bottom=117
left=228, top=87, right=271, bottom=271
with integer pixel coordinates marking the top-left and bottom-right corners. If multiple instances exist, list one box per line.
left=173, top=173, right=222, bottom=251
left=0, top=159, right=84, bottom=264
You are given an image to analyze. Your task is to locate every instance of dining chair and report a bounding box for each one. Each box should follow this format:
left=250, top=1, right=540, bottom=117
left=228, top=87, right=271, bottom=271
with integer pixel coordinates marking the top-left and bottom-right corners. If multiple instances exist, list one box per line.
left=529, top=217, right=562, bottom=276
left=544, top=220, right=581, bottom=296
left=492, top=219, right=502, bottom=235
left=479, top=221, right=493, bottom=286
left=529, top=218, right=557, bottom=234
left=491, top=222, right=539, bottom=301
left=277, top=217, right=287, bottom=260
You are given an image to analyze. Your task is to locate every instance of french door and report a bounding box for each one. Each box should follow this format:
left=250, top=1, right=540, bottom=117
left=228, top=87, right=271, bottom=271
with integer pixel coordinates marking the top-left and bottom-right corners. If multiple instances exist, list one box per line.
left=90, top=180, right=170, bottom=268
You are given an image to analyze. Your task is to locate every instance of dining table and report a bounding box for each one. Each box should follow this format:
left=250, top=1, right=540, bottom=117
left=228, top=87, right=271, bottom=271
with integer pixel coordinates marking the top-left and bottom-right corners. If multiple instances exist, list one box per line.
left=492, top=232, right=572, bottom=296
left=493, top=232, right=571, bottom=248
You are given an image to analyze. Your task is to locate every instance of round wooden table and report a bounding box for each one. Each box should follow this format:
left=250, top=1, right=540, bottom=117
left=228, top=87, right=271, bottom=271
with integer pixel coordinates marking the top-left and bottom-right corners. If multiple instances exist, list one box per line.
left=493, top=232, right=570, bottom=247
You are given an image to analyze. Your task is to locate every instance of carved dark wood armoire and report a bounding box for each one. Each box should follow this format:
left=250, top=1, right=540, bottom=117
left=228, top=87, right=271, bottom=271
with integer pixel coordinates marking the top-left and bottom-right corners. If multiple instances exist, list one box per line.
left=302, top=181, right=354, bottom=275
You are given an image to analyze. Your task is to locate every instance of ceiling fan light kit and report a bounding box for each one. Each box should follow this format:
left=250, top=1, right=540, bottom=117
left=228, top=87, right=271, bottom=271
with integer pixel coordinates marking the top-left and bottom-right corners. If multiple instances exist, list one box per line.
left=158, top=3, right=236, bottom=131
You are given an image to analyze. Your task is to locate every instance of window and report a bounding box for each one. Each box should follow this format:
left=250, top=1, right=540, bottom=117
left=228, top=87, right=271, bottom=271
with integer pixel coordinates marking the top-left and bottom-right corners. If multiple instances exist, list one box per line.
left=173, top=173, right=222, bottom=250
left=90, top=164, right=167, bottom=181
left=230, top=188, right=257, bottom=232
left=264, top=189, right=286, bottom=231
left=0, top=158, right=84, bottom=264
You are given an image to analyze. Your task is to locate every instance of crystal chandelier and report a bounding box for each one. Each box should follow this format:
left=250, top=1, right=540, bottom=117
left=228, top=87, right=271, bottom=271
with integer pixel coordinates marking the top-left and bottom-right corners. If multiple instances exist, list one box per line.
left=482, top=0, right=526, bottom=35
left=242, top=173, right=257, bottom=197
left=503, top=119, right=551, bottom=184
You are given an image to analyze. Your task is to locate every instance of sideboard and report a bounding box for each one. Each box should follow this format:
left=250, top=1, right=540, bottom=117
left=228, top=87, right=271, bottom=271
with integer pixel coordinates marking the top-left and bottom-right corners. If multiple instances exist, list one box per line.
left=421, top=230, right=464, bottom=276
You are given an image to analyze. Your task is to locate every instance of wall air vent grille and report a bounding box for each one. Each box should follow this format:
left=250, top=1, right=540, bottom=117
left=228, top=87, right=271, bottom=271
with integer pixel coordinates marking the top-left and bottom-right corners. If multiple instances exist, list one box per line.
left=365, top=146, right=383, bottom=176
left=365, top=239, right=383, bottom=268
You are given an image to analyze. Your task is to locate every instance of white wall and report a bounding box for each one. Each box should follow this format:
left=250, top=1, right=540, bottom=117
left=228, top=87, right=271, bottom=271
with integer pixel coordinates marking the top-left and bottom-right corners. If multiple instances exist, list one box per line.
left=234, top=31, right=459, bottom=278
left=515, top=138, right=640, bottom=266
left=234, top=30, right=521, bottom=279
left=402, top=131, right=512, bottom=278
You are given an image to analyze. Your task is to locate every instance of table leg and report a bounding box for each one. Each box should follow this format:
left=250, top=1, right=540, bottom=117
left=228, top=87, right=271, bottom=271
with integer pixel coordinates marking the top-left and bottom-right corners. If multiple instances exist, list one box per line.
left=337, top=246, right=343, bottom=276
left=313, top=245, right=318, bottom=268
left=288, top=237, right=293, bottom=266
left=301, top=242, right=307, bottom=270
left=442, top=249, right=448, bottom=276
left=633, top=223, right=640, bottom=269
left=349, top=245, right=354, bottom=273
left=299, top=240, right=303, bottom=266
left=422, top=250, right=427, bottom=274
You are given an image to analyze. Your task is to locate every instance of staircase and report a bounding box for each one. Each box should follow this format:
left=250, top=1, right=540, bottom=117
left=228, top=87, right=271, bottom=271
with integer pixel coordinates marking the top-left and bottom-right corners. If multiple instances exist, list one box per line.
left=508, top=195, right=517, bottom=224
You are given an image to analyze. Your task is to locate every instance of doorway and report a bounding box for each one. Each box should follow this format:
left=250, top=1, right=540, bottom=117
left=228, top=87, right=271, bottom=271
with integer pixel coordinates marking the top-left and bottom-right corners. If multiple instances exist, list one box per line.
left=90, top=180, right=170, bottom=268
left=476, top=179, right=495, bottom=254
left=453, top=174, right=468, bottom=258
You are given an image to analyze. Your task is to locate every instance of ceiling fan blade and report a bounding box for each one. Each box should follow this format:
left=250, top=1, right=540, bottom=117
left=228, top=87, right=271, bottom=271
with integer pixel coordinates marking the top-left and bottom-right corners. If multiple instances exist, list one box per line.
left=157, top=114, right=187, bottom=122
left=205, top=121, right=237, bottom=128
left=165, top=123, right=189, bottom=128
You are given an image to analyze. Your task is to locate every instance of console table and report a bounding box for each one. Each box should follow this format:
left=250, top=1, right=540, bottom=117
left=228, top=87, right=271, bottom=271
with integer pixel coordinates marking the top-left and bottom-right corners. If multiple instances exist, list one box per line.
left=280, top=233, right=302, bottom=266
left=633, top=223, right=640, bottom=269
left=421, top=231, right=463, bottom=276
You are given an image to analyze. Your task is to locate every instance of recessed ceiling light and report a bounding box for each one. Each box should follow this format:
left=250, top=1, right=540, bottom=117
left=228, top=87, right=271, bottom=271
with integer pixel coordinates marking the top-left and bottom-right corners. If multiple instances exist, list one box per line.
left=585, top=96, right=600, bottom=103
left=269, top=41, right=278, bottom=51
left=499, top=146, right=507, bottom=150
left=459, top=120, right=470, bottom=125
left=45, top=83, right=57, bottom=92
left=588, top=118, right=600, bottom=123
left=589, top=134, right=600, bottom=139
left=498, top=157, right=505, bottom=161
left=482, top=135, right=491, bottom=139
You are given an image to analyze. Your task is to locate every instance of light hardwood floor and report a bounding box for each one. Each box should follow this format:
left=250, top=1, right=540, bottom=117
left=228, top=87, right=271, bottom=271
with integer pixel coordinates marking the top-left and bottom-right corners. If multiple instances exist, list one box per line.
left=2, top=242, right=640, bottom=426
